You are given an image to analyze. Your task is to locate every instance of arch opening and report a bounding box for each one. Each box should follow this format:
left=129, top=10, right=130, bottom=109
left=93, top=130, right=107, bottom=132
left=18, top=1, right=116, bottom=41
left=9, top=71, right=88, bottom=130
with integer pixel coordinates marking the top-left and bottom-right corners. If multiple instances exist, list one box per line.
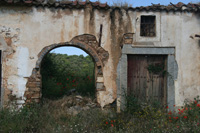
left=24, top=34, right=109, bottom=104
left=41, top=46, right=96, bottom=99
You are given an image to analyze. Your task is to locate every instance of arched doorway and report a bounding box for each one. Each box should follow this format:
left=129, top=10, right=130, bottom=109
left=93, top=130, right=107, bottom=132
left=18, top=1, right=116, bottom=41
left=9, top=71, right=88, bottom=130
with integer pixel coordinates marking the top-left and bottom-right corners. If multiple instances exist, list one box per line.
left=24, top=34, right=109, bottom=103
left=41, top=46, right=96, bottom=99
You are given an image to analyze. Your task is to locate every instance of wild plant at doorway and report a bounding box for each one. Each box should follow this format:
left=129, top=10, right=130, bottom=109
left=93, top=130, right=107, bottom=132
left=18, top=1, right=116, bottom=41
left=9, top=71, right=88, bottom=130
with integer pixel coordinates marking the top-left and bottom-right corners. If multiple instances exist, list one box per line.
left=97, top=96, right=200, bottom=132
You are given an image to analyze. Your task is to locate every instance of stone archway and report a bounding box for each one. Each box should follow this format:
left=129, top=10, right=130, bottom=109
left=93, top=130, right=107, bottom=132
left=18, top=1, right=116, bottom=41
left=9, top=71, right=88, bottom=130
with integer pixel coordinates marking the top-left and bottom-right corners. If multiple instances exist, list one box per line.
left=24, top=34, right=109, bottom=103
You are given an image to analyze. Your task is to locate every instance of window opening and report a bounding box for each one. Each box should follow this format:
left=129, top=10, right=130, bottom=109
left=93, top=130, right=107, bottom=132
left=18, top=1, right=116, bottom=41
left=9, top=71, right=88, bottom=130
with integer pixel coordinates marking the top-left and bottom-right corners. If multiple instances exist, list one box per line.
left=140, top=16, right=156, bottom=37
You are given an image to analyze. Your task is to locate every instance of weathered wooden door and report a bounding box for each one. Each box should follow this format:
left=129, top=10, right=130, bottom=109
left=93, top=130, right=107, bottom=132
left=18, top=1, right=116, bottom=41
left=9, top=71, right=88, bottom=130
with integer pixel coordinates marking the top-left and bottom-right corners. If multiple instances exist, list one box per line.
left=128, top=55, right=167, bottom=104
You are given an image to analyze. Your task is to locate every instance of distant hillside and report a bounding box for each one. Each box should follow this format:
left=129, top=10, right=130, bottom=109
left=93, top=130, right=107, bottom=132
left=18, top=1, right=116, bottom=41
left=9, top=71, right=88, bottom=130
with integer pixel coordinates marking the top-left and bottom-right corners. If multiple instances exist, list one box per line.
left=41, top=53, right=95, bottom=99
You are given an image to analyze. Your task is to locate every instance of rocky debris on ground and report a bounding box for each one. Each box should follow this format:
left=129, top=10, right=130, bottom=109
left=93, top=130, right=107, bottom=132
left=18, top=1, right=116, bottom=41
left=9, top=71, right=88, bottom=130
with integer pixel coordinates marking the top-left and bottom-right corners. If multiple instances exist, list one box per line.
left=103, top=100, right=116, bottom=109
left=66, top=89, right=77, bottom=96
left=48, top=95, right=99, bottom=116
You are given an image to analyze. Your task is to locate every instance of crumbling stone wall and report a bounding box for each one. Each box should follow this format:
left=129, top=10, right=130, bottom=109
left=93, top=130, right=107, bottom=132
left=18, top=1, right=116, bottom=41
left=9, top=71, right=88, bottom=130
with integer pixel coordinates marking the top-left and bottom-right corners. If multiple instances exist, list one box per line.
left=24, top=34, right=109, bottom=104
left=0, top=2, right=199, bottom=109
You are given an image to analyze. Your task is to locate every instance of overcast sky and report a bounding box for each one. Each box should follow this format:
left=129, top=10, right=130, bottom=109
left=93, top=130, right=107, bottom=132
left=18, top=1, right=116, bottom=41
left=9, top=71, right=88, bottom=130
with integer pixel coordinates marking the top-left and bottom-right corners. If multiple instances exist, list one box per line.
left=52, top=0, right=200, bottom=56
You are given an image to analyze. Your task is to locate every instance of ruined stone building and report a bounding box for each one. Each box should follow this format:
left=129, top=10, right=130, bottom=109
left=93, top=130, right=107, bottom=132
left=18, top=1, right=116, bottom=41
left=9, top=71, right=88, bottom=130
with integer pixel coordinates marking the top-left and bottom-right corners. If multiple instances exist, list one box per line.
left=0, top=0, right=199, bottom=111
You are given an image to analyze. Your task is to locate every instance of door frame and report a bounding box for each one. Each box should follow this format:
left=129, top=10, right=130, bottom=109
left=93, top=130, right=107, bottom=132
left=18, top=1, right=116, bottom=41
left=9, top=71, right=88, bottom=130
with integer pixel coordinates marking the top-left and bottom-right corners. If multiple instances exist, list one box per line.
left=117, top=45, right=178, bottom=111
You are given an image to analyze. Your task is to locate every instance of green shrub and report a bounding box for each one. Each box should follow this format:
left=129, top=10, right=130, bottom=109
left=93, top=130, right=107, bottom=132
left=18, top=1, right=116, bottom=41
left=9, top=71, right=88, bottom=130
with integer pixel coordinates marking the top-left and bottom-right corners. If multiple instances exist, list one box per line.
left=41, top=53, right=95, bottom=99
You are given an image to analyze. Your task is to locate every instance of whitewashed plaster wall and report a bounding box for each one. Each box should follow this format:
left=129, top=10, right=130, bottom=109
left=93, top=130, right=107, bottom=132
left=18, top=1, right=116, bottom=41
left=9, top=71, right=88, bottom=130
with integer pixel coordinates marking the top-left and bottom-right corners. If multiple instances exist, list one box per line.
left=0, top=6, right=199, bottom=108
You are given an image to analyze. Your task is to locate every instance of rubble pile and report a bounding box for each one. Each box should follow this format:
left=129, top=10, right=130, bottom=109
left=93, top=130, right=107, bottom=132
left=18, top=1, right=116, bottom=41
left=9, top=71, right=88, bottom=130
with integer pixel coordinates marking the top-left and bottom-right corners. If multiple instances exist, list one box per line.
left=47, top=95, right=99, bottom=116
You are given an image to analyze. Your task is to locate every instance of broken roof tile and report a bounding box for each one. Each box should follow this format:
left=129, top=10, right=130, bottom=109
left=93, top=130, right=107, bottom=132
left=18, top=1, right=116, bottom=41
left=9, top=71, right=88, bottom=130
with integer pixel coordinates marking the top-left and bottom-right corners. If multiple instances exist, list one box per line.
left=0, top=0, right=199, bottom=12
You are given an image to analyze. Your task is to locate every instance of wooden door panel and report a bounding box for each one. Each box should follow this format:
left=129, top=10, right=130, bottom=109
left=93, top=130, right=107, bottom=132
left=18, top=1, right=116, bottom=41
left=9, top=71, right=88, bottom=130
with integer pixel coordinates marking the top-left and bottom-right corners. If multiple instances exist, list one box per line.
left=128, top=55, right=166, bottom=104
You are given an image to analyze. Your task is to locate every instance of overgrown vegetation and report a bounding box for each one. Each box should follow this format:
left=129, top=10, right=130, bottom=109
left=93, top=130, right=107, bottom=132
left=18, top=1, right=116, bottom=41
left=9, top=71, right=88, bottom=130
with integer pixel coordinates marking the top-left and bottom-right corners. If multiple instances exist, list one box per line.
left=1, top=96, right=200, bottom=132
left=110, top=0, right=132, bottom=7
left=41, top=53, right=95, bottom=99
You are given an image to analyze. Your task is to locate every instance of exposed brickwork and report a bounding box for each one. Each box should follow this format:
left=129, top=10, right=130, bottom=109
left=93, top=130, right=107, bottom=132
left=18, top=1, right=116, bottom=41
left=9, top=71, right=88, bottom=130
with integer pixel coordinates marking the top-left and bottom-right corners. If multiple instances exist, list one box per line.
left=24, top=34, right=109, bottom=104
left=122, top=33, right=134, bottom=45
left=24, top=68, right=41, bottom=103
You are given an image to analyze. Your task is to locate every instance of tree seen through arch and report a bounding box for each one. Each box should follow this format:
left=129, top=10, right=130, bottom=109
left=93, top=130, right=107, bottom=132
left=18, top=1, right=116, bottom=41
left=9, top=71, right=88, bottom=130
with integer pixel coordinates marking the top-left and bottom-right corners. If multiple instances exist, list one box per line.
left=41, top=46, right=95, bottom=99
